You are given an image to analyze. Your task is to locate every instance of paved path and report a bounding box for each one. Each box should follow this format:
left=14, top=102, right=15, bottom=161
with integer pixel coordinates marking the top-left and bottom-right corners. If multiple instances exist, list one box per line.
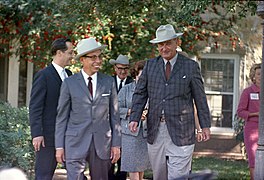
left=53, top=169, right=90, bottom=180
left=53, top=169, right=151, bottom=180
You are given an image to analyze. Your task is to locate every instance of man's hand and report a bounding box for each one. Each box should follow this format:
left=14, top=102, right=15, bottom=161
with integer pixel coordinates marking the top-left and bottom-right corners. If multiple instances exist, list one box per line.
left=202, top=128, right=210, bottom=141
left=56, top=149, right=65, bottom=164
left=110, top=147, right=120, bottom=164
left=129, top=121, right=138, bottom=133
left=32, top=136, right=45, bottom=152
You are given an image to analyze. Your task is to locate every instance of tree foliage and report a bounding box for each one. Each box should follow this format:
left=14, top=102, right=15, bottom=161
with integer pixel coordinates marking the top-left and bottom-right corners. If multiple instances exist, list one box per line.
left=0, top=0, right=258, bottom=73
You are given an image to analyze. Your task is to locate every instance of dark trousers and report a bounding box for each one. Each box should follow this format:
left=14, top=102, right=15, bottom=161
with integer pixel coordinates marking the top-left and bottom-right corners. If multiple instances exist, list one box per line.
left=35, top=146, right=57, bottom=180
left=108, top=158, right=127, bottom=180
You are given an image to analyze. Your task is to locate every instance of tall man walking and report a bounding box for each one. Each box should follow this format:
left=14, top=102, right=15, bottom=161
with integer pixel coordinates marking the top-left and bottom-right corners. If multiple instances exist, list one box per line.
left=129, top=24, right=211, bottom=180
left=29, top=38, right=73, bottom=180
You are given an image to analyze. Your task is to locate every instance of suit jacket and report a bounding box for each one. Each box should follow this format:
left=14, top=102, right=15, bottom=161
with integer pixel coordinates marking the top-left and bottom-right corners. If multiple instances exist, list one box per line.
left=130, top=54, right=211, bottom=146
left=29, top=64, right=72, bottom=147
left=113, top=75, right=133, bottom=92
left=55, top=72, right=121, bottom=160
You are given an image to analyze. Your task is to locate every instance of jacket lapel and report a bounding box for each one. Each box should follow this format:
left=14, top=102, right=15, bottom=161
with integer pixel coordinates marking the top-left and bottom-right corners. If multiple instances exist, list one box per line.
left=76, top=72, right=92, bottom=101
left=168, top=54, right=183, bottom=81
left=94, top=73, right=104, bottom=101
left=49, top=64, right=62, bottom=84
left=157, top=56, right=167, bottom=81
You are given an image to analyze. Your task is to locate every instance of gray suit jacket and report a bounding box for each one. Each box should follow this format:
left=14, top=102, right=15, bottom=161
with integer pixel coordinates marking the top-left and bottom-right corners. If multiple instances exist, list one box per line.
left=130, top=54, right=211, bottom=146
left=55, top=72, right=121, bottom=160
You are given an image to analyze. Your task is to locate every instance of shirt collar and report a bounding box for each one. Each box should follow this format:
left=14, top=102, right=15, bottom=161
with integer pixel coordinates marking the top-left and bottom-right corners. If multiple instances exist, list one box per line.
left=116, top=76, right=126, bottom=84
left=163, top=53, right=178, bottom=67
left=81, top=69, right=97, bottom=81
left=52, top=61, right=64, bottom=73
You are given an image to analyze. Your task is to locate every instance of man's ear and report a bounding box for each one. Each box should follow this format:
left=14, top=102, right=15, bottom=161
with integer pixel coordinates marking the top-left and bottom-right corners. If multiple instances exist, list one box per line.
left=56, top=50, right=63, bottom=56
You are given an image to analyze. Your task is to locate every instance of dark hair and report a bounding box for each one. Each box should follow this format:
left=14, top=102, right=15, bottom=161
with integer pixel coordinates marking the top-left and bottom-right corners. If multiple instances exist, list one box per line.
left=130, top=60, right=146, bottom=78
left=51, top=38, right=71, bottom=56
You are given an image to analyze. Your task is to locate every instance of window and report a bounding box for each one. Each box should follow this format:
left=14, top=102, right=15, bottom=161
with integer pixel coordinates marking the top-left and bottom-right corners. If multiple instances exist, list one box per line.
left=200, top=55, right=239, bottom=128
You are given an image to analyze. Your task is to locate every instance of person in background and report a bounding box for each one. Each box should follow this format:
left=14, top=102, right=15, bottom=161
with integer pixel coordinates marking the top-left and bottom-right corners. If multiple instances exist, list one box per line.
left=129, top=24, right=211, bottom=180
left=110, top=54, right=133, bottom=93
left=55, top=37, right=121, bottom=180
left=118, top=60, right=151, bottom=180
left=29, top=38, right=73, bottom=180
left=108, top=54, right=133, bottom=180
left=237, top=63, right=261, bottom=180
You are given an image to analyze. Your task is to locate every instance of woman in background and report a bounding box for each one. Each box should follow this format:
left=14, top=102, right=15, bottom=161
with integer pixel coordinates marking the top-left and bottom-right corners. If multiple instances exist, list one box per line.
left=237, top=63, right=261, bottom=180
left=118, top=60, right=151, bottom=180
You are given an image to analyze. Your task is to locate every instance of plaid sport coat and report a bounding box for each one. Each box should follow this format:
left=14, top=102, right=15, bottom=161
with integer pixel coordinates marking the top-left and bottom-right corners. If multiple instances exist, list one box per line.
left=130, top=54, right=211, bottom=146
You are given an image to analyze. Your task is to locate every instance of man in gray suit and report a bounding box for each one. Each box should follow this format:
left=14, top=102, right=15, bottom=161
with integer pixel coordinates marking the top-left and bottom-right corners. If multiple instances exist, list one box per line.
left=55, top=37, right=121, bottom=180
left=129, top=24, right=211, bottom=180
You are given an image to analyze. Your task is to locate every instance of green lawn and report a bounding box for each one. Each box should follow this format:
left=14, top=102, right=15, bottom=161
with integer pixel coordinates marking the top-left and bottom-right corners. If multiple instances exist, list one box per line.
left=144, top=157, right=250, bottom=180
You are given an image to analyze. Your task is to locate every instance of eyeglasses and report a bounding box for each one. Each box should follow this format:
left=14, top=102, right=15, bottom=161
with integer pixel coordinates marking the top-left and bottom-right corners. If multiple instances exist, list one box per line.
left=83, top=54, right=103, bottom=60
left=115, top=66, right=129, bottom=71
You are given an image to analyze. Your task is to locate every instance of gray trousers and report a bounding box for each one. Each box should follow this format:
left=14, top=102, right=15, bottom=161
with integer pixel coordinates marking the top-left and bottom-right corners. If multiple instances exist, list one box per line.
left=66, top=139, right=112, bottom=180
left=147, top=121, right=194, bottom=180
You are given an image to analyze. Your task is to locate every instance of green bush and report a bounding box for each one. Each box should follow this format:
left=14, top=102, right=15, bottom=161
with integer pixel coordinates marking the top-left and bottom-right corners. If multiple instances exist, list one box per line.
left=0, top=101, right=34, bottom=178
left=233, top=114, right=245, bottom=143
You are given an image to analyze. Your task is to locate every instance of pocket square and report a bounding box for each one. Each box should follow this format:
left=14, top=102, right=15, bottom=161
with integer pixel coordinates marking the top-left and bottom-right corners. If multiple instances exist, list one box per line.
left=102, top=93, right=110, bottom=96
left=182, top=75, right=186, bottom=79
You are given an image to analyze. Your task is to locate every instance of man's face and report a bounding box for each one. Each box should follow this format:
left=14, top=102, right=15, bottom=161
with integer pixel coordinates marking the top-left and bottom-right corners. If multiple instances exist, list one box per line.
left=61, top=41, right=74, bottom=67
left=114, top=64, right=130, bottom=80
left=157, top=38, right=178, bottom=60
left=80, top=50, right=103, bottom=76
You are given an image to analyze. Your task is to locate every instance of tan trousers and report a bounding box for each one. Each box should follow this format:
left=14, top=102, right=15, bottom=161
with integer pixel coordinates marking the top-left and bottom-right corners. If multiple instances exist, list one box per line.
left=147, top=121, right=194, bottom=180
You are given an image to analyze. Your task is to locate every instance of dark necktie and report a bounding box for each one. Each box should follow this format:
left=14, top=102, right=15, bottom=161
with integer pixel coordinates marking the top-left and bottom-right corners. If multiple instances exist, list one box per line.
left=88, top=77, right=93, bottom=98
left=165, top=61, right=171, bottom=80
left=118, top=79, right=123, bottom=92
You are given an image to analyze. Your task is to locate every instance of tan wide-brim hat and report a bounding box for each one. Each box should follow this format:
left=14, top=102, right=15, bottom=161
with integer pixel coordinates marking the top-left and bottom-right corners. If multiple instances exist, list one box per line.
left=109, top=54, right=129, bottom=65
left=150, top=24, right=183, bottom=44
left=74, top=38, right=107, bottom=60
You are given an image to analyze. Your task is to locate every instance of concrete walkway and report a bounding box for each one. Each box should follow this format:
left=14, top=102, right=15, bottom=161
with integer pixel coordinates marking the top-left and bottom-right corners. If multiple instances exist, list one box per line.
left=53, top=169, right=90, bottom=180
left=53, top=169, right=152, bottom=180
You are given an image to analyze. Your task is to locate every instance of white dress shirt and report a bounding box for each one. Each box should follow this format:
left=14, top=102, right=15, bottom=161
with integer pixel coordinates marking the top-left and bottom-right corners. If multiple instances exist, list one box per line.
left=81, top=69, right=97, bottom=98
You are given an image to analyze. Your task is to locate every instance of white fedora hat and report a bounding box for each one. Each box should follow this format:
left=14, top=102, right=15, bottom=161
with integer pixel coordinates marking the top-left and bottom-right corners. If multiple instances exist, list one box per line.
left=109, top=54, right=129, bottom=65
left=75, top=38, right=107, bottom=60
left=150, top=24, right=183, bottom=44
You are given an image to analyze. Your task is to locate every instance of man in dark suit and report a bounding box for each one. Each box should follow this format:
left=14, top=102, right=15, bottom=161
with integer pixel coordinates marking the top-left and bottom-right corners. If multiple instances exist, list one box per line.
left=29, top=38, right=73, bottom=180
left=108, top=54, right=133, bottom=180
left=110, top=54, right=133, bottom=93
left=55, top=37, right=121, bottom=180
left=129, top=24, right=211, bottom=180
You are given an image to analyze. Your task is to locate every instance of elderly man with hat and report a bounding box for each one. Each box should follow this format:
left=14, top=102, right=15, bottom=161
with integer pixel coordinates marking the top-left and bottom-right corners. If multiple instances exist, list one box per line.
left=55, top=37, right=121, bottom=180
left=129, top=24, right=211, bottom=180
left=108, top=54, right=133, bottom=180
left=110, top=54, right=133, bottom=93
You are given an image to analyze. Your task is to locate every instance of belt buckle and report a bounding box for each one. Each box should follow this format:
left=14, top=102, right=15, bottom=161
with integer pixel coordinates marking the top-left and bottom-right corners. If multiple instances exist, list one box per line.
left=160, top=115, right=166, bottom=122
